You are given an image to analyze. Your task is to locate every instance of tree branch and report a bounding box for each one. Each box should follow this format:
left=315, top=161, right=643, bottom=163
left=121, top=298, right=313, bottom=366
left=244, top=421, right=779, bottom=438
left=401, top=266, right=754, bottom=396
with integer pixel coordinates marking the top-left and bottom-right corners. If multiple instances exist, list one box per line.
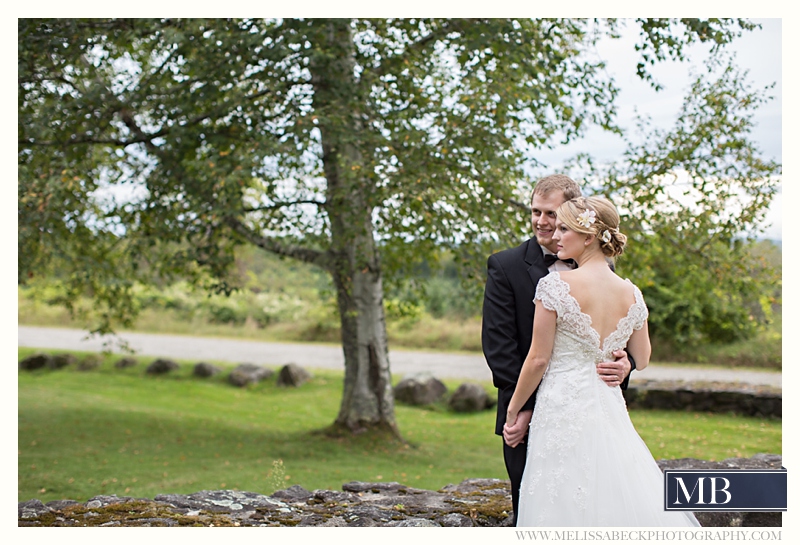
left=20, top=84, right=289, bottom=150
left=243, top=199, right=327, bottom=213
left=225, top=217, right=330, bottom=269
left=110, top=83, right=290, bottom=149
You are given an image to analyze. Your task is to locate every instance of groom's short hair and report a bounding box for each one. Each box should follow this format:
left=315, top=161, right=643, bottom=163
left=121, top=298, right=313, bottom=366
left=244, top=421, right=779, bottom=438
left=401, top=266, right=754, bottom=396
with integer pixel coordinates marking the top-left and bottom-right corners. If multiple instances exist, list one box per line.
left=531, top=174, right=582, bottom=206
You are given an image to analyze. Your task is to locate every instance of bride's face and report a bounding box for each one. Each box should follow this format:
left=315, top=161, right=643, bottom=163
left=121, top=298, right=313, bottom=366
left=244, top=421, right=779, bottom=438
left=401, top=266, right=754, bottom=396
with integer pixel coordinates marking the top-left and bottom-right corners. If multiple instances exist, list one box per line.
left=552, top=219, right=586, bottom=260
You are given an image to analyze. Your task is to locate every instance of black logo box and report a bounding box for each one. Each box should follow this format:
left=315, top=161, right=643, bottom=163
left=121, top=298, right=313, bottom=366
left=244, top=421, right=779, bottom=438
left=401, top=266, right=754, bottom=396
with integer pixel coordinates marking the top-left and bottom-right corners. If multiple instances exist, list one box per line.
left=664, top=469, right=787, bottom=511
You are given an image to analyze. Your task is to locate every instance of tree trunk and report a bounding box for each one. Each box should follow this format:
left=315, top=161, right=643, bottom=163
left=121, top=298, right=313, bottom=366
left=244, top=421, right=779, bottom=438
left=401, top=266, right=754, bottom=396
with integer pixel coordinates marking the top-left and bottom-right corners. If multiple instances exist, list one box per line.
left=330, top=244, right=398, bottom=435
left=310, top=19, right=400, bottom=436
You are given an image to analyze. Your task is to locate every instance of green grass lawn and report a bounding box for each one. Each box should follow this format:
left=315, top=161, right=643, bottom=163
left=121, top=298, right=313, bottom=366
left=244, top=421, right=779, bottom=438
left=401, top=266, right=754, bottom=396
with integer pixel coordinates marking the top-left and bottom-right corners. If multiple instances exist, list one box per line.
left=18, top=348, right=782, bottom=504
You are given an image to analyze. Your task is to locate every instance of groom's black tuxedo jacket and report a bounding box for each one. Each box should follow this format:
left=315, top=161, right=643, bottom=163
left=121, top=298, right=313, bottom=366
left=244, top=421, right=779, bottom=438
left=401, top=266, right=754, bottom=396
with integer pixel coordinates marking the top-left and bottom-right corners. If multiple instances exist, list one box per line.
left=482, top=238, right=549, bottom=436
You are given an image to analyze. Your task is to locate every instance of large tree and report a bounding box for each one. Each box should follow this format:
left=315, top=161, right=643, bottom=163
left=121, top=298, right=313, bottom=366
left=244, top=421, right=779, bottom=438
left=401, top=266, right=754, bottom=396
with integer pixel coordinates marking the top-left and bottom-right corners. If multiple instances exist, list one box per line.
left=18, top=18, right=776, bottom=436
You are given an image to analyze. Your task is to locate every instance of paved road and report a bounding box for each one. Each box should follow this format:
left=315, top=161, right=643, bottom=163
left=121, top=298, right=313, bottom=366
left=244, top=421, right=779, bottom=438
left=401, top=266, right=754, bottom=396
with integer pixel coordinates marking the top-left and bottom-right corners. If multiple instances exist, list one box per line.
left=18, top=325, right=781, bottom=388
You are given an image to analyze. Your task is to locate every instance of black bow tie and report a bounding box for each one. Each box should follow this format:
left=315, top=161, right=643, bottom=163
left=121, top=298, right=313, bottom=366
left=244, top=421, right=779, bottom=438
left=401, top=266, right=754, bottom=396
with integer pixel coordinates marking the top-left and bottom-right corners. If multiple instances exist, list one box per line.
left=543, top=254, right=576, bottom=268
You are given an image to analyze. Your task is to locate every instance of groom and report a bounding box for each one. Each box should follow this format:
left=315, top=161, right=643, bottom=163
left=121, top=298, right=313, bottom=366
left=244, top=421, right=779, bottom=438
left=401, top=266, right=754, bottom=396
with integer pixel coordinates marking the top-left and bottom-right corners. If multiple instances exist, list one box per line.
left=481, top=174, right=635, bottom=525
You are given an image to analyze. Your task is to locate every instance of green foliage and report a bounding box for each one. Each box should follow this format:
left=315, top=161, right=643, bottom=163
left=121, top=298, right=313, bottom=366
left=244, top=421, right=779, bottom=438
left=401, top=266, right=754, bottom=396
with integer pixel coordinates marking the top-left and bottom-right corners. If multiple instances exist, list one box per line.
left=383, top=298, right=425, bottom=323
left=384, top=250, right=483, bottom=320
left=653, top=311, right=781, bottom=368
left=18, top=348, right=781, bottom=503
left=623, top=238, right=779, bottom=346
left=630, top=18, right=757, bottom=90
left=570, top=52, right=781, bottom=347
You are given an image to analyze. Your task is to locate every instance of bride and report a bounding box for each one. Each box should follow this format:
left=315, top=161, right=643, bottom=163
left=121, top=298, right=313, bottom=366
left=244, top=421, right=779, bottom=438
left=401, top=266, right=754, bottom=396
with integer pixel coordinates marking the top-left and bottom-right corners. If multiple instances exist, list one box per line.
left=504, top=196, right=700, bottom=527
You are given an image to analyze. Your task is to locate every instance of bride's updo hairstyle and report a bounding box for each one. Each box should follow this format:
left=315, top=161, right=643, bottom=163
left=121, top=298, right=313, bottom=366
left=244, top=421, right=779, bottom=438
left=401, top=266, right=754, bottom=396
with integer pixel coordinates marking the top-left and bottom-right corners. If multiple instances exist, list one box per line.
left=556, top=196, right=627, bottom=258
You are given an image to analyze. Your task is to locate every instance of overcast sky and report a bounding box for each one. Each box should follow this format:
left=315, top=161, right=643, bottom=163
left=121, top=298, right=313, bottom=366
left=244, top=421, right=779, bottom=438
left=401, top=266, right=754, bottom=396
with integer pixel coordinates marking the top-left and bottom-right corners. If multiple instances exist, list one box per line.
left=533, top=18, right=782, bottom=240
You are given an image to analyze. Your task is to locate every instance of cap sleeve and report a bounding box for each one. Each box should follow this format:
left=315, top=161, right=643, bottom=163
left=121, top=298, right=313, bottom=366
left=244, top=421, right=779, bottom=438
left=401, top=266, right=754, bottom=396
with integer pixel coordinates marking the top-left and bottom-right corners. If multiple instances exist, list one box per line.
left=534, top=272, right=564, bottom=315
left=630, top=283, right=649, bottom=331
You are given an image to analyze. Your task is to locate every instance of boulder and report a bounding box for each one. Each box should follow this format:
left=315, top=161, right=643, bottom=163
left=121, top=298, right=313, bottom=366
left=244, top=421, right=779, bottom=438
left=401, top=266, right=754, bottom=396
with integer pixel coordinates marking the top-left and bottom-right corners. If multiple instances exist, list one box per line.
left=45, top=500, right=80, bottom=511
left=193, top=362, right=221, bottom=378
left=154, top=489, right=287, bottom=514
left=389, top=517, right=440, bottom=527
left=448, top=382, right=490, bottom=412
left=85, top=494, right=139, bottom=508
left=146, top=358, right=180, bottom=375
left=276, top=363, right=311, bottom=387
left=77, top=354, right=102, bottom=371
left=18, top=499, right=52, bottom=520
left=394, top=372, right=448, bottom=406
left=438, top=512, right=475, bottom=527
left=114, top=357, right=138, bottom=369
left=19, top=354, right=52, bottom=371
left=228, top=364, right=274, bottom=387
left=49, top=353, right=77, bottom=369
left=270, top=485, right=313, bottom=502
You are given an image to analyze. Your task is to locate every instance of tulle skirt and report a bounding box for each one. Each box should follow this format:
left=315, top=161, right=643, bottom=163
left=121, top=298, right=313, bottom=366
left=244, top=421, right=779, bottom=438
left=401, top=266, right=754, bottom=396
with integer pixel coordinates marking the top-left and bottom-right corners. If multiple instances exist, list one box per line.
left=516, top=362, right=700, bottom=527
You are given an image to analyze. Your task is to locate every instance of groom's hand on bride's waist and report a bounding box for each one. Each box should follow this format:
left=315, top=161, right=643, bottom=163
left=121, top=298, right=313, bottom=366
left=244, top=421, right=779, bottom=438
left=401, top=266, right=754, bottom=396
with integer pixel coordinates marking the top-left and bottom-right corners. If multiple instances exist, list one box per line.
left=596, top=350, right=631, bottom=387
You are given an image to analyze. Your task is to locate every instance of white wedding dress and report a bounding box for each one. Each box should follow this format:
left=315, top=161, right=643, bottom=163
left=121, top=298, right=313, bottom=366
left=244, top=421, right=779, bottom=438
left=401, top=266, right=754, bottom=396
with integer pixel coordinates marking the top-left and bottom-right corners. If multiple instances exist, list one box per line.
left=517, top=272, right=700, bottom=527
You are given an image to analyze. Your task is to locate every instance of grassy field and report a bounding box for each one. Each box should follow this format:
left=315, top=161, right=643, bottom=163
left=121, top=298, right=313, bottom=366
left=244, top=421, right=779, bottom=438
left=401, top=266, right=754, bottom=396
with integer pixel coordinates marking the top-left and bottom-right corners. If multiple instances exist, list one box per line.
left=18, top=348, right=782, bottom=504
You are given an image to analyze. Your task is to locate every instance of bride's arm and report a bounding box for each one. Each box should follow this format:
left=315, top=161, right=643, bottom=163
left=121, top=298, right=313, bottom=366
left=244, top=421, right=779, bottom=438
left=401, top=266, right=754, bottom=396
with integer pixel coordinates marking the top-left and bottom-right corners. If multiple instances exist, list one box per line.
left=505, top=301, right=556, bottom=426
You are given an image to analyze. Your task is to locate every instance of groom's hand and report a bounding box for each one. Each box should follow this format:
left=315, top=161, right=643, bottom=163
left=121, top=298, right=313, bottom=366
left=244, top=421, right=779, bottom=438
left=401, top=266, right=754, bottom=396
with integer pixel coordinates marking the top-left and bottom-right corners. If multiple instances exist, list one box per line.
left=503, top=409, right=533, bottom=448
left=596, top=350, right=631, bottom=387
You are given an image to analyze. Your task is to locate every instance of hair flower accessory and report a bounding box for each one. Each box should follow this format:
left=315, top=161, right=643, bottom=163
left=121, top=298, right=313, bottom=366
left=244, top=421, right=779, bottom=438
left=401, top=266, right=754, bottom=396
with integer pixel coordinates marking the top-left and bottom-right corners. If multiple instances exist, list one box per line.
left=577, top=209, right=596, bottom=228
left=600, top=230, right=612, bottom=243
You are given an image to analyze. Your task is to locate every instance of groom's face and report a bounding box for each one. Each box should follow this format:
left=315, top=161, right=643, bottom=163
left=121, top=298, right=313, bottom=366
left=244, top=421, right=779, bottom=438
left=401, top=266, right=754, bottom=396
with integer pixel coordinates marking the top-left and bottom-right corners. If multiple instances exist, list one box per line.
left=531, top=190, right=566, bottom=253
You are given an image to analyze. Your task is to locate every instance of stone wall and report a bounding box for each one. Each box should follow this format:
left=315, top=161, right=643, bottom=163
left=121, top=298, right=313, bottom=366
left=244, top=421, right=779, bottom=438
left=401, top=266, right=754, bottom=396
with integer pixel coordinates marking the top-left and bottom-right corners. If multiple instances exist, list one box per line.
left=18, top=455, right=782, bottom=527
left=623, top=381, right=781, bottom=418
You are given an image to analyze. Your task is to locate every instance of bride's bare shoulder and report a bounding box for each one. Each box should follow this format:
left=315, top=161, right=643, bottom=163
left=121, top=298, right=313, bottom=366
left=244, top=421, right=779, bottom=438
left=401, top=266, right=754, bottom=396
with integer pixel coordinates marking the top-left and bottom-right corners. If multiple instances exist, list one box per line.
left=565, top=268, right=630, bottom=297
left=564, top=266, right=616, bottom=284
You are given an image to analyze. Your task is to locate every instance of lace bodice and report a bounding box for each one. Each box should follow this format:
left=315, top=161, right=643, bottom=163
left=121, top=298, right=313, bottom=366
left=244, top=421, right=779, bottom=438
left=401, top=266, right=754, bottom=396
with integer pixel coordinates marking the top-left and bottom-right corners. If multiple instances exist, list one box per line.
left=534, top=272, right=648, bottom=363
